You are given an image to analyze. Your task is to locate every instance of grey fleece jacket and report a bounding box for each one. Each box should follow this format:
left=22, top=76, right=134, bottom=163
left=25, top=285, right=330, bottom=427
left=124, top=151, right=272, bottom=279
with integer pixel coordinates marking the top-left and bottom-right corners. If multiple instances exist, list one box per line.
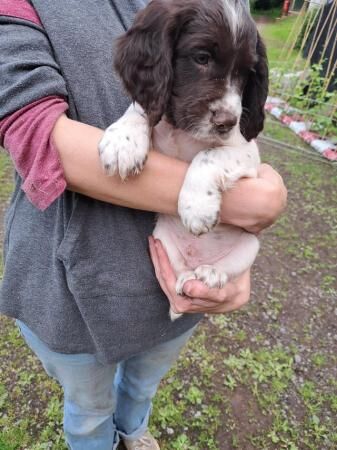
left=0, top=0, right=202, bottom=363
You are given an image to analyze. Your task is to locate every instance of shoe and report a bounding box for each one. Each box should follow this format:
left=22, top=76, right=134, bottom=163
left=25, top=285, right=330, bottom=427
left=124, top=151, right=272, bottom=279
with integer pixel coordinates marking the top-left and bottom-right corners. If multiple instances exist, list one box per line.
left=123, top=430, right=160, bottom=450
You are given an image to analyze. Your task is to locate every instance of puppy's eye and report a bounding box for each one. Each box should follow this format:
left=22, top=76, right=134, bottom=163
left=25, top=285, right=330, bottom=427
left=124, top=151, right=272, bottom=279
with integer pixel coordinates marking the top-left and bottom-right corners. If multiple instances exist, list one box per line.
left=193, top=52, right=210, bottom=65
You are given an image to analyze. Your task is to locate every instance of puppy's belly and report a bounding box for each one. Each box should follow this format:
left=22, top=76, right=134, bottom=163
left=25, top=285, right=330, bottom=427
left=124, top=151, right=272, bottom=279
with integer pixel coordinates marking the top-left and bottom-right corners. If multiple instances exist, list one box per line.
left=153, top=215, right=259, bottom=278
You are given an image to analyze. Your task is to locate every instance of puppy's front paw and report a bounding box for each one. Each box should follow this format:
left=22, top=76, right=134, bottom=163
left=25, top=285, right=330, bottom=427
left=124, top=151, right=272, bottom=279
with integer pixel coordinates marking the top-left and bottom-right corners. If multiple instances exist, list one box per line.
left=98, top=117, right=150, bottom=179
left=178, top=189, right=221, bottom=235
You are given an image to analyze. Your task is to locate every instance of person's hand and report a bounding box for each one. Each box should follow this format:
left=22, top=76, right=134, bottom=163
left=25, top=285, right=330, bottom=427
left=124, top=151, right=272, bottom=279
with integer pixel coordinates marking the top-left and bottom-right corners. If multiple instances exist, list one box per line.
left=149, top=237, right=251, bottom=315
left=220, top=163, right=287, bottom=234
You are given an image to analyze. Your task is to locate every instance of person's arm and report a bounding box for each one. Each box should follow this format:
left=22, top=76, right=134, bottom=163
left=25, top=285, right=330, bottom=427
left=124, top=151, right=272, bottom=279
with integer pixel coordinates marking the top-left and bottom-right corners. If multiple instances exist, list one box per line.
left=53, top=115, right=287, bottom=316
left=52, top=114, right=187, bottom=216
left=53, top=114, right=287, bottom=233
left=0, top=0, right=286, bottom=228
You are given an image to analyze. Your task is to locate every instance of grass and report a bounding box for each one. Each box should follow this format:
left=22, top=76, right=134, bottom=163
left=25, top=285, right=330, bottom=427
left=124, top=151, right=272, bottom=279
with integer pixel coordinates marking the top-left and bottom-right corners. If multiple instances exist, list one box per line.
left=252, top=7, right=283, bottom=20
left=260, top=15, right=299, bottom=69
left=263, top=116, right=309, bottom=147
left=0, top=150, right=12, bottom=202
left=0, top=149, right=13, bottom=278
left=1, top=138, right=337, bottom=448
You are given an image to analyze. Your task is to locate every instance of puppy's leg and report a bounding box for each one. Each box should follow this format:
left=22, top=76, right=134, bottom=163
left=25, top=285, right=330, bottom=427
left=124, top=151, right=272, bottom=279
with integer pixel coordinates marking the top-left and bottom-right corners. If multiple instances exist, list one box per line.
left=185, top=232, right=259, bottom=291
left=178, top=147, right=258, bottom=236
left=98, top=103, right=150, bottom=179
left=204, top=232, right=260, bottom=287
left=178, top=150, right=223, bottom=236
left=178, top=149, right=235, bottom=236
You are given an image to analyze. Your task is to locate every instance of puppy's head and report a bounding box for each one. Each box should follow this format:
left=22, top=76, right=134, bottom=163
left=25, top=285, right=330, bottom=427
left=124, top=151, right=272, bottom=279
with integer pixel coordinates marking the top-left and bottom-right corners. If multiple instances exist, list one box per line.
left=115, top=0, right=268, bottom=143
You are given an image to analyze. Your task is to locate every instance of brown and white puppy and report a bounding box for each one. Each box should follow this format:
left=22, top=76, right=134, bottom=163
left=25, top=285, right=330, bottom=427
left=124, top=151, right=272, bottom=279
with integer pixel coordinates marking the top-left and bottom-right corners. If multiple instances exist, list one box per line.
left=99, top=0, right=268, bottom=319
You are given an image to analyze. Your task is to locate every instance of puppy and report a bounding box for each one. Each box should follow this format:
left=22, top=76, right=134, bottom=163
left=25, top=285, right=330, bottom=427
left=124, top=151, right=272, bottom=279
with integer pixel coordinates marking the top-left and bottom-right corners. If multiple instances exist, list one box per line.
left=99, top=0, right=269, bottom=320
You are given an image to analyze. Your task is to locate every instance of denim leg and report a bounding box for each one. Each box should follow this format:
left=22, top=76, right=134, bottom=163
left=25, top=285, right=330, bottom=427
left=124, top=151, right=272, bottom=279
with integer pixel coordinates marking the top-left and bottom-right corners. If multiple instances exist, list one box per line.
left=17, top=321, right=119, bottom=450
left=115, top=326, right=196, bottom=439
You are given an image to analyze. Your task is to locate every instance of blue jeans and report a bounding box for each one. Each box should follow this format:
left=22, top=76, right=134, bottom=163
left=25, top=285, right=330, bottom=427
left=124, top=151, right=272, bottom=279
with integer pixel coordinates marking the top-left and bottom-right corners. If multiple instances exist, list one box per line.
left=17, top=320, right=195, bottom=450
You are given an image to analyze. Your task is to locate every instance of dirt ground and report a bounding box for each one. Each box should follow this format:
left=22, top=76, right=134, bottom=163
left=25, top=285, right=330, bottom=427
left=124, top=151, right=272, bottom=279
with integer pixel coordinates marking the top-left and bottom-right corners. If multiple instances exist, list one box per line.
left=0, top=140, right=336, bottom=450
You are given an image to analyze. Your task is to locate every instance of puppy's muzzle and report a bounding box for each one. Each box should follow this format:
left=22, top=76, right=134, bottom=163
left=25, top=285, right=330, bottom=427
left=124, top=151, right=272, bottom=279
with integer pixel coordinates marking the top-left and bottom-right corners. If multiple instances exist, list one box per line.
left=211, top=110, right=238, bottom=135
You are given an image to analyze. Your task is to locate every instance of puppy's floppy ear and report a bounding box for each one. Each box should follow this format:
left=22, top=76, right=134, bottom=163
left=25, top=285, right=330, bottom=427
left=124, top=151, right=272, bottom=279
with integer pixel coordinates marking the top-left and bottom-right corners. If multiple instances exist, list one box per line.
left=241, top=33, right=269, bottom=141
left=115, top=1, right=174, bottom=127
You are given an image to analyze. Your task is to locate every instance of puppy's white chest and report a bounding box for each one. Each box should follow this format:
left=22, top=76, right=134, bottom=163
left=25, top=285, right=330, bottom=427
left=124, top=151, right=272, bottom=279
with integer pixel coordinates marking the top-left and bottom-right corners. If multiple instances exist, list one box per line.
left=152, top=119, right=260, bottom=171
left=152, top=120, right=207, bottom=162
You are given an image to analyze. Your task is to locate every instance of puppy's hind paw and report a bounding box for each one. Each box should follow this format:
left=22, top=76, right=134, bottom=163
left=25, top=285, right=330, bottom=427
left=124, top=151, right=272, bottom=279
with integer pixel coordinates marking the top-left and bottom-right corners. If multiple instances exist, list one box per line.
left=194, top=265, right=228, bottom=289
left=175, top=271, right=197, bottom=296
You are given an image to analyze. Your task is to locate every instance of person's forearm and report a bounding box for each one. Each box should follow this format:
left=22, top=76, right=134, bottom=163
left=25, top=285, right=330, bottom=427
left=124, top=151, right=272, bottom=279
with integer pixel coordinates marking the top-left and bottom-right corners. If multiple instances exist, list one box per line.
left=53, top=115, right=286, bottom=231
left=53, top=114, right=187, bottom=215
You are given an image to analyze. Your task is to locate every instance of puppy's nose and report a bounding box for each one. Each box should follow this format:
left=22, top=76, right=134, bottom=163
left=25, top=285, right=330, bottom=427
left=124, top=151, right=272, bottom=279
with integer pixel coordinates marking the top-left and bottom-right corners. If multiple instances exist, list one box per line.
left=211, top=110, right=237, bottom=133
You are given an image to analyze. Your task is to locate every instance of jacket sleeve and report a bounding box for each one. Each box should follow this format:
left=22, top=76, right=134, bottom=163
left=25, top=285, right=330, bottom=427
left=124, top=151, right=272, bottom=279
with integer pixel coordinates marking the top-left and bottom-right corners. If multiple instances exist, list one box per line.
left=0, top=5, right=70, bottom=210
left=0, top=97, right=69, bottom=210
left=0, top=9, right=68, bottom=118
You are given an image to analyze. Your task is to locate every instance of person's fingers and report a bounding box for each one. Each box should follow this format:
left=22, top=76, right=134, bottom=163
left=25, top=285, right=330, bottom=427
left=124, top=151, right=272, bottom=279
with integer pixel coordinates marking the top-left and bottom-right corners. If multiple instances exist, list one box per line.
left=187, top=298, right=226, bottom=309
left=183, top=279, right=239, bottom=302
left=257, top=164, right=287, bottom=211
left=189, top=283, right=251, bottom=313
left=257, top=163, right=283, bottom=183
left=148, top=236, right=173, bottom=299
left=153, top=239, right=177, bottom=287
left=175, top=291, right=250, bottom=314
left=257, top=164, right=287, bottom=195
left=184, top=270, right=251, bottom=311
left=169, top=296, right=194, bottom=314
left=213, top=288, right=251, bottom=312
left=148, top=236, right=161, bottom=280
left=149, top=237, right=192, bottom=313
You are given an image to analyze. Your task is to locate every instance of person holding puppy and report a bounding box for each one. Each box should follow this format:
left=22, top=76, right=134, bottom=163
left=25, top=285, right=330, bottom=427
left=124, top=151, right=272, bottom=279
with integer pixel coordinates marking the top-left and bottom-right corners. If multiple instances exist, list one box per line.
left=0, top=1, right=287, bottom=449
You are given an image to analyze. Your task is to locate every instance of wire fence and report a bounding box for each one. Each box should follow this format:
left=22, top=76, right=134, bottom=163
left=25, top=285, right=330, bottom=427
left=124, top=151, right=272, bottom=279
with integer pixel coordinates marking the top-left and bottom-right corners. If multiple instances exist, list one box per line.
left=264, top=0, right=336, bottom=159
left=259, top=133, right=336, bottom=165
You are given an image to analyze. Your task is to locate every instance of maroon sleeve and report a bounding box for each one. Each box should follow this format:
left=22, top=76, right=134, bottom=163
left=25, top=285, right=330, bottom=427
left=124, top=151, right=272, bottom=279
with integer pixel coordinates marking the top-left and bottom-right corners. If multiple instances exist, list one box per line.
left=0, top=96, right=69, bottom=210
left=0, top=0, right=70, bottom=210
left=0, top=0, right=42, bottom=26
